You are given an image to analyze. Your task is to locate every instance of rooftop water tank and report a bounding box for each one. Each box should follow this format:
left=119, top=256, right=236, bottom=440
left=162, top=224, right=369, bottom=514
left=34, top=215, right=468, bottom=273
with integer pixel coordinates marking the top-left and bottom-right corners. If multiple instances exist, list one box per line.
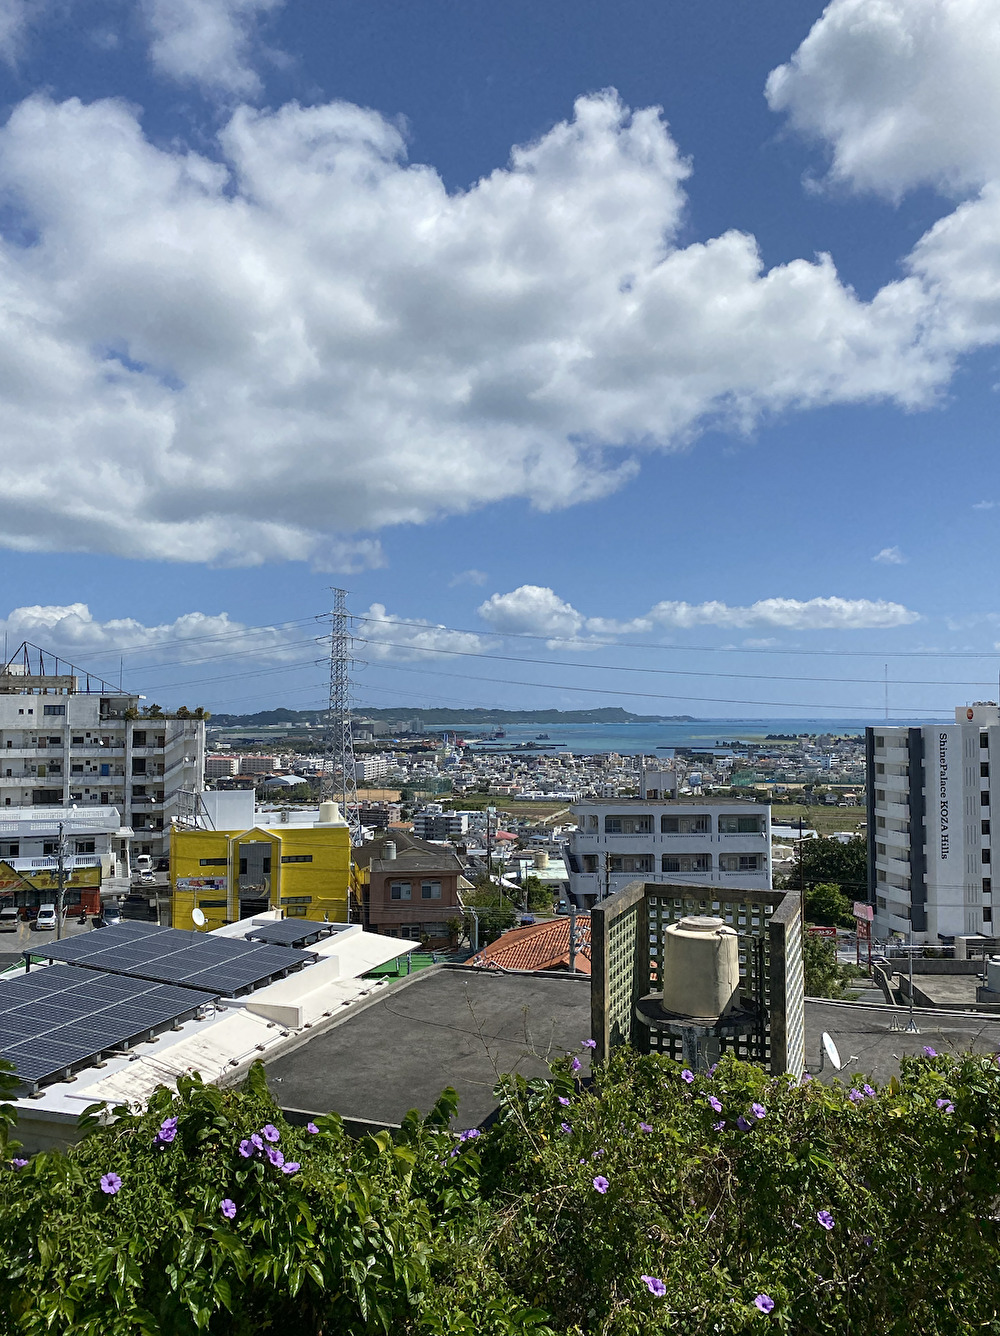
left=317, top=800, right=341, bottom=825
left=987, top=956, right=1000, bottom=993
left=534, top=850, right=549, bottom=870
left=660, top=916, right=740, bottom=1020
left=383, top=840, right=397, bottom=861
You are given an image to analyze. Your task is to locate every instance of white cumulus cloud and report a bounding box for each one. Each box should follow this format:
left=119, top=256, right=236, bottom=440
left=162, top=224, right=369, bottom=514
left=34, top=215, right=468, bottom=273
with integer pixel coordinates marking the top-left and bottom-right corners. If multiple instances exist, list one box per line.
left=0, top=88, right=962, bottom=567
left=873, top=546, right=906, bottom=564
left=141, top=0, right=284, bottom=97
left=477, top=586, right=919, bottom=638
left=354, top=603, right=483, bottom=660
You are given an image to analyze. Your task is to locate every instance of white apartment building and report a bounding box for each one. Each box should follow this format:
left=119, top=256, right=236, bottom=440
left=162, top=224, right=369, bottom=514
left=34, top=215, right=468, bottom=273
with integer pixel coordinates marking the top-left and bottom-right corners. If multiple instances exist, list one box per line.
left=205, top=755, right=241, bottom=779
left=238, top=755, right=282, bottom=775
left=412, top=807, right=468, bottom=841
left=0, top=805, right=132, bottom=907
left=0, top=651, right=205, bottom=866
left=566, top=770, right=771, bottom=907
left=867, top=703, right=1000, bottom=942
left=355, top=755, right=389, bottom=785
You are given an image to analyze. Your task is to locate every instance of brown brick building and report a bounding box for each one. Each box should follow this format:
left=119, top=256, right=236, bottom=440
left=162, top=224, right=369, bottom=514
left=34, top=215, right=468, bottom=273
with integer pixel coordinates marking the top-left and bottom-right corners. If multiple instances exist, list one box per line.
left=354, top=831, right=466, bottom=943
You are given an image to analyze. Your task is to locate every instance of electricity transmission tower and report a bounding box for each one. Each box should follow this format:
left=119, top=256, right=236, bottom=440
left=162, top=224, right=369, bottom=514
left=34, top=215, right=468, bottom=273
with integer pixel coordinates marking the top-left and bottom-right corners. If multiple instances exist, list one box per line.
left=323, top=588, right=360, bottom=841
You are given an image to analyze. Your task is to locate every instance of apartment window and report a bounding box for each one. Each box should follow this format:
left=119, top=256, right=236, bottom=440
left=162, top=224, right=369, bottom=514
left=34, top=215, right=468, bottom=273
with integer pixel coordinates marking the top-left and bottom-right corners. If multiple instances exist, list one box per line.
left=876, top=817, right=886, bottom=829
left=132, top=785, right=146, bottom=797
left=609, top=855, right=653, bottom=874
left=719, top=853, right=762, bottom=872
left=875, top=764, right=885, bottom=775
left=877, top=843, right=886, bottom=855
left=48, top=763, right=61, bottom=775
left=132, top=758, right=146, bottom=775
left=983, top=791, right=991, bottom=807
left=47, top=737, right=61, bottom=746
left=985, top=907, right=994, bottom=923
left=133, top=731, right=147, bottom=746
left=0, top=843, right=19, bottom=858
left=604, top=815, right=652, bottom=834
left=71, top=736, right=84, bottom=745
left=587, top=815, right=598, bottom=831
left=75, top=840, right=96, bottom=854
left=875, top=735, right=885, bottom=748
left=662, top=854, right=711, bottom=873
left=583, top=855, right=599, bottom=873
left=199, top=858, right=228, bottom=867
left=390, top=881, right=413, bottom=900
left=285, top=905, right=308, bottom=917
left=877, top=895, right=887, bottom=910
left=661, top=815, right=710, bottom=834
left=718, top=815, right=763, bottom=834
left=42, top=842, right=58, bottom=857
left=984, top=878, right=992, bottom=896
left=42, top=704, right=65, bottom=716
left=280, top=854, right=314, bottom=864
left=983, top=821, right=991, bottom=837
left=982, top=733, right=990, bottom=749
left=983, top=849, right=992, bottom=864
left=155, top=735, right=166, bottom=748
left=71, top=764, right=83, bottom=774
left=982, top=762, right=990, bottom=778
left=421, top=880, right=442, bottom=899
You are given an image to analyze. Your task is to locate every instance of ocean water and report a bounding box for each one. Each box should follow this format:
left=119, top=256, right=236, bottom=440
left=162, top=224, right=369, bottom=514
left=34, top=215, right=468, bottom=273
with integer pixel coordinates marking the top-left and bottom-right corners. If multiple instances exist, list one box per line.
left=441, top=718, right=932, bottom=756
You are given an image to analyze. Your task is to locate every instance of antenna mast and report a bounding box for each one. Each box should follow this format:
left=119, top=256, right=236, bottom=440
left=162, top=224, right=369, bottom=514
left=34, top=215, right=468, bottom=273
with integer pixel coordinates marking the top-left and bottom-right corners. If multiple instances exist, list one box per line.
left=324, top=588, right=360, bottom=841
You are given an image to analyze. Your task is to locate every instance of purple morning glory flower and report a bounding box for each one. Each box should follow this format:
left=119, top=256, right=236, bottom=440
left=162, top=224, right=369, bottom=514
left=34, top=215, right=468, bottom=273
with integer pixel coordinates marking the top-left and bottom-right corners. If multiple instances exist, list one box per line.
left=100, top=1173, right=122, bottom=1195
left=592, top=1149, right=604, bottom=1159
left=155, top=1125, right=176, bottom=1144
left=751, top=1103, right=766, bottom=1120
left=238, top=1139, right=254, bottom=1158
left=282, top=1162, right=300, bottom=1175
left=736, top=1116, right=753, bottom=1132
left=848, top=1089, right=864, bottom=1104
left=712, top=1121, right=725, bottom=1131
left=593, top=1175, right=609, bottom=1194
left=641, top=1275, right=666, bottom=1297
left=458, top=1128, right=481, bottom=1142
left=754, top=1294, right=775, bottom=1314
left=306, top=1122, right=319, bottom=1135
left=11, top=1158, right=28, bottom=1169
left=220, top=1198, right=237, bottom=1219
left=266, top=1147, right=285, bottom=1168
left=708, top=1095, right=722, bottom=1113
left=581, top=1039, right=597, bottom=1049
left=817, top=1209, right=834, bottom=1231
left=936, top=1098, right=955, bottom=1113
left=250, top=1133, right=263, bottom=1150
left=261, top=1124, right=280, bottom=1144
left=923, top=1046, right=938, bottom=1058
left=571, top=1057, right=582, bottom=1073
left=160, top=1116, right=178, bottom=1133
left=561, top=1122, right=572, bottom=1133
left=557, top=1096, right=570, bottom=1106
left=681, top=1069, right=694, bottom=1084
left=863, top=1084, right=876, bottom=1098
left=639, top=1121, right=653, bottom=1133
left=800, top=1073, right=812, bottom=1084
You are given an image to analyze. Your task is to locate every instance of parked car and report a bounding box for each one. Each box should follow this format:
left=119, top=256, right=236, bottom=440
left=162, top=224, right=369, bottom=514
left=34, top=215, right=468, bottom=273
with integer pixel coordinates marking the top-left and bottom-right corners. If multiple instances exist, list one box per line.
left=0, top=906, right=20, bottom=932
left=93, top=902, right=122, bottom=929
left=31, top=904, right=57, bottom=931
left=134, top=855, right=154, bottom=876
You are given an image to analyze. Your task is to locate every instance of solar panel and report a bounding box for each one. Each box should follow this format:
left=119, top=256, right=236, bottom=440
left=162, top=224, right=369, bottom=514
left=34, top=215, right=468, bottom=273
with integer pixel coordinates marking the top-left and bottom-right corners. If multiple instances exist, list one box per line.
left=30, top=924, right=316, bottom=994
left=0, top=964, right=216, bottom=1090
left=244, top=920, right=344, bottom=949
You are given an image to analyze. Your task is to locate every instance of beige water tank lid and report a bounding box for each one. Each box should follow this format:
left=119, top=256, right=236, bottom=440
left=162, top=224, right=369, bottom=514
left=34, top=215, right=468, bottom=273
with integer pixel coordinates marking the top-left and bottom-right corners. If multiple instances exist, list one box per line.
left=677, top=915, right=735, bottom=935
left=317, top=800, right=341, bottom=824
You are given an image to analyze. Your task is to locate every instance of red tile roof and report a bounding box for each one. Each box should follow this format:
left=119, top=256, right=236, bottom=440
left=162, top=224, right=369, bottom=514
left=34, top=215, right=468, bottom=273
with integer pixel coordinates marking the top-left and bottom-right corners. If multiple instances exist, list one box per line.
left=468, top=915, right=591, bottom=974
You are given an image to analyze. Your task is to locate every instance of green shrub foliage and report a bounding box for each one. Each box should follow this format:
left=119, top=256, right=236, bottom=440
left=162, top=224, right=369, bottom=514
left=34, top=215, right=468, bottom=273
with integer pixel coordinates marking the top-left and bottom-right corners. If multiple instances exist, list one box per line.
left=2, top=1045, right=1000, bottom=1334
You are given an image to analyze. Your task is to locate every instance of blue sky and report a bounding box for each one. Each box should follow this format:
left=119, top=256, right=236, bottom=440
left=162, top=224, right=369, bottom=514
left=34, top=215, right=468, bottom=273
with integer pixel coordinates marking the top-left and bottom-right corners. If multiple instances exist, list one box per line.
left=1, top=0, right=999, bottom=719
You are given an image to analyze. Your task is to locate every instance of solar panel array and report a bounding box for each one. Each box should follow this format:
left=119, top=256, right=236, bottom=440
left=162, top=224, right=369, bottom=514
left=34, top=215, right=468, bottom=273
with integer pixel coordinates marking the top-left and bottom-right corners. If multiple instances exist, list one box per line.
left=244, top=920, right=346, bottom=949
left=0, top=964, right=215, bottom=1088
left=29, top=922, right=317, bottom=995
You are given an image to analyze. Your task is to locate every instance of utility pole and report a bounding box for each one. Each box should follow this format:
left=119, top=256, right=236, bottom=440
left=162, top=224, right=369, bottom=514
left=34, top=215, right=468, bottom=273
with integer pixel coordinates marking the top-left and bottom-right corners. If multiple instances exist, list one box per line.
left=568, top=902, right=577, bottom=973
left=604, top=850, right=613, bottom=902
left=486, top=805, right=496, bottom=899
left=323, top=588, right=360, bottom=843
left=55, top=821, right=65, bottom=941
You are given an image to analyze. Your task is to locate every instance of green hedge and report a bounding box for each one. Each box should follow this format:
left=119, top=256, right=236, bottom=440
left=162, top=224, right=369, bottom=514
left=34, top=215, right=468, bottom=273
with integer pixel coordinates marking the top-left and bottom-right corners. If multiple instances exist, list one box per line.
left=2, top=1043, right=999, bottom=1334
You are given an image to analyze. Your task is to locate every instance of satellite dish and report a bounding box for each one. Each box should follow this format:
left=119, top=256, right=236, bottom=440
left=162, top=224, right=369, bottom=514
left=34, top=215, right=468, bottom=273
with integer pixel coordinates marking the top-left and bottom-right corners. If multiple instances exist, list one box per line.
left=191, top=908, right=206, bottom=928
left=822, top=1032, right=842, bottom=1071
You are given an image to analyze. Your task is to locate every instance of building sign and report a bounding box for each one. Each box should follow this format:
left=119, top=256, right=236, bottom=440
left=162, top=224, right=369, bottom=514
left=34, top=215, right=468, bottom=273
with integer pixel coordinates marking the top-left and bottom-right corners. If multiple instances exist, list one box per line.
left=938, top=731, right=950, bottom=860
left=853, top=901, right=874, bottom=922
left=807, top=925, right=837, bottom=938
left=176, top=876, right=227, bottom=892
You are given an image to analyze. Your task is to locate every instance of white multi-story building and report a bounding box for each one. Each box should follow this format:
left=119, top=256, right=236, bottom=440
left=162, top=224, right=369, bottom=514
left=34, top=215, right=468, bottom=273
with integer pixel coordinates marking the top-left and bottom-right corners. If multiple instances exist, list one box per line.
left=355, top=755, right=389, bottom=785
left=205, top=755, right=241, bottom=779
left=566, top=769, right=771, bottom=907
left=412, top=806, right=468, bottom=841
left=867, top=703, right=1000, bottom=942
left=0, top=650, right=205, bottom=866
left=0, top=805, right=132, bottom=906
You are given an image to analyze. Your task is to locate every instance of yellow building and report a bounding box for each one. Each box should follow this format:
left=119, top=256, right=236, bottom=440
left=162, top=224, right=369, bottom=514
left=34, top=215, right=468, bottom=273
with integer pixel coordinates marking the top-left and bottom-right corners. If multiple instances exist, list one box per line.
left=170, top=798, right=350, bottom=932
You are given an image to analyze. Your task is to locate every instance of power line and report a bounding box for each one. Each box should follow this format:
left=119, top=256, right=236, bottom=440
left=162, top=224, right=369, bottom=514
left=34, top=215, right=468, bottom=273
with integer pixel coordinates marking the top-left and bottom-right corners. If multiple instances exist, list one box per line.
left=353, top=613, right=1000, bottom=660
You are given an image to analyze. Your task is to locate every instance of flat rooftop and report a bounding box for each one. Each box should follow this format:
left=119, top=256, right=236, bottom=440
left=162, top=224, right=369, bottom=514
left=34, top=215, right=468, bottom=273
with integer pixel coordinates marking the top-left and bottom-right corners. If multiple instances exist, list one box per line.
left=264, top=966, right=591, bottom=1130
left=804, top=1000, right=1000, bottom=1084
